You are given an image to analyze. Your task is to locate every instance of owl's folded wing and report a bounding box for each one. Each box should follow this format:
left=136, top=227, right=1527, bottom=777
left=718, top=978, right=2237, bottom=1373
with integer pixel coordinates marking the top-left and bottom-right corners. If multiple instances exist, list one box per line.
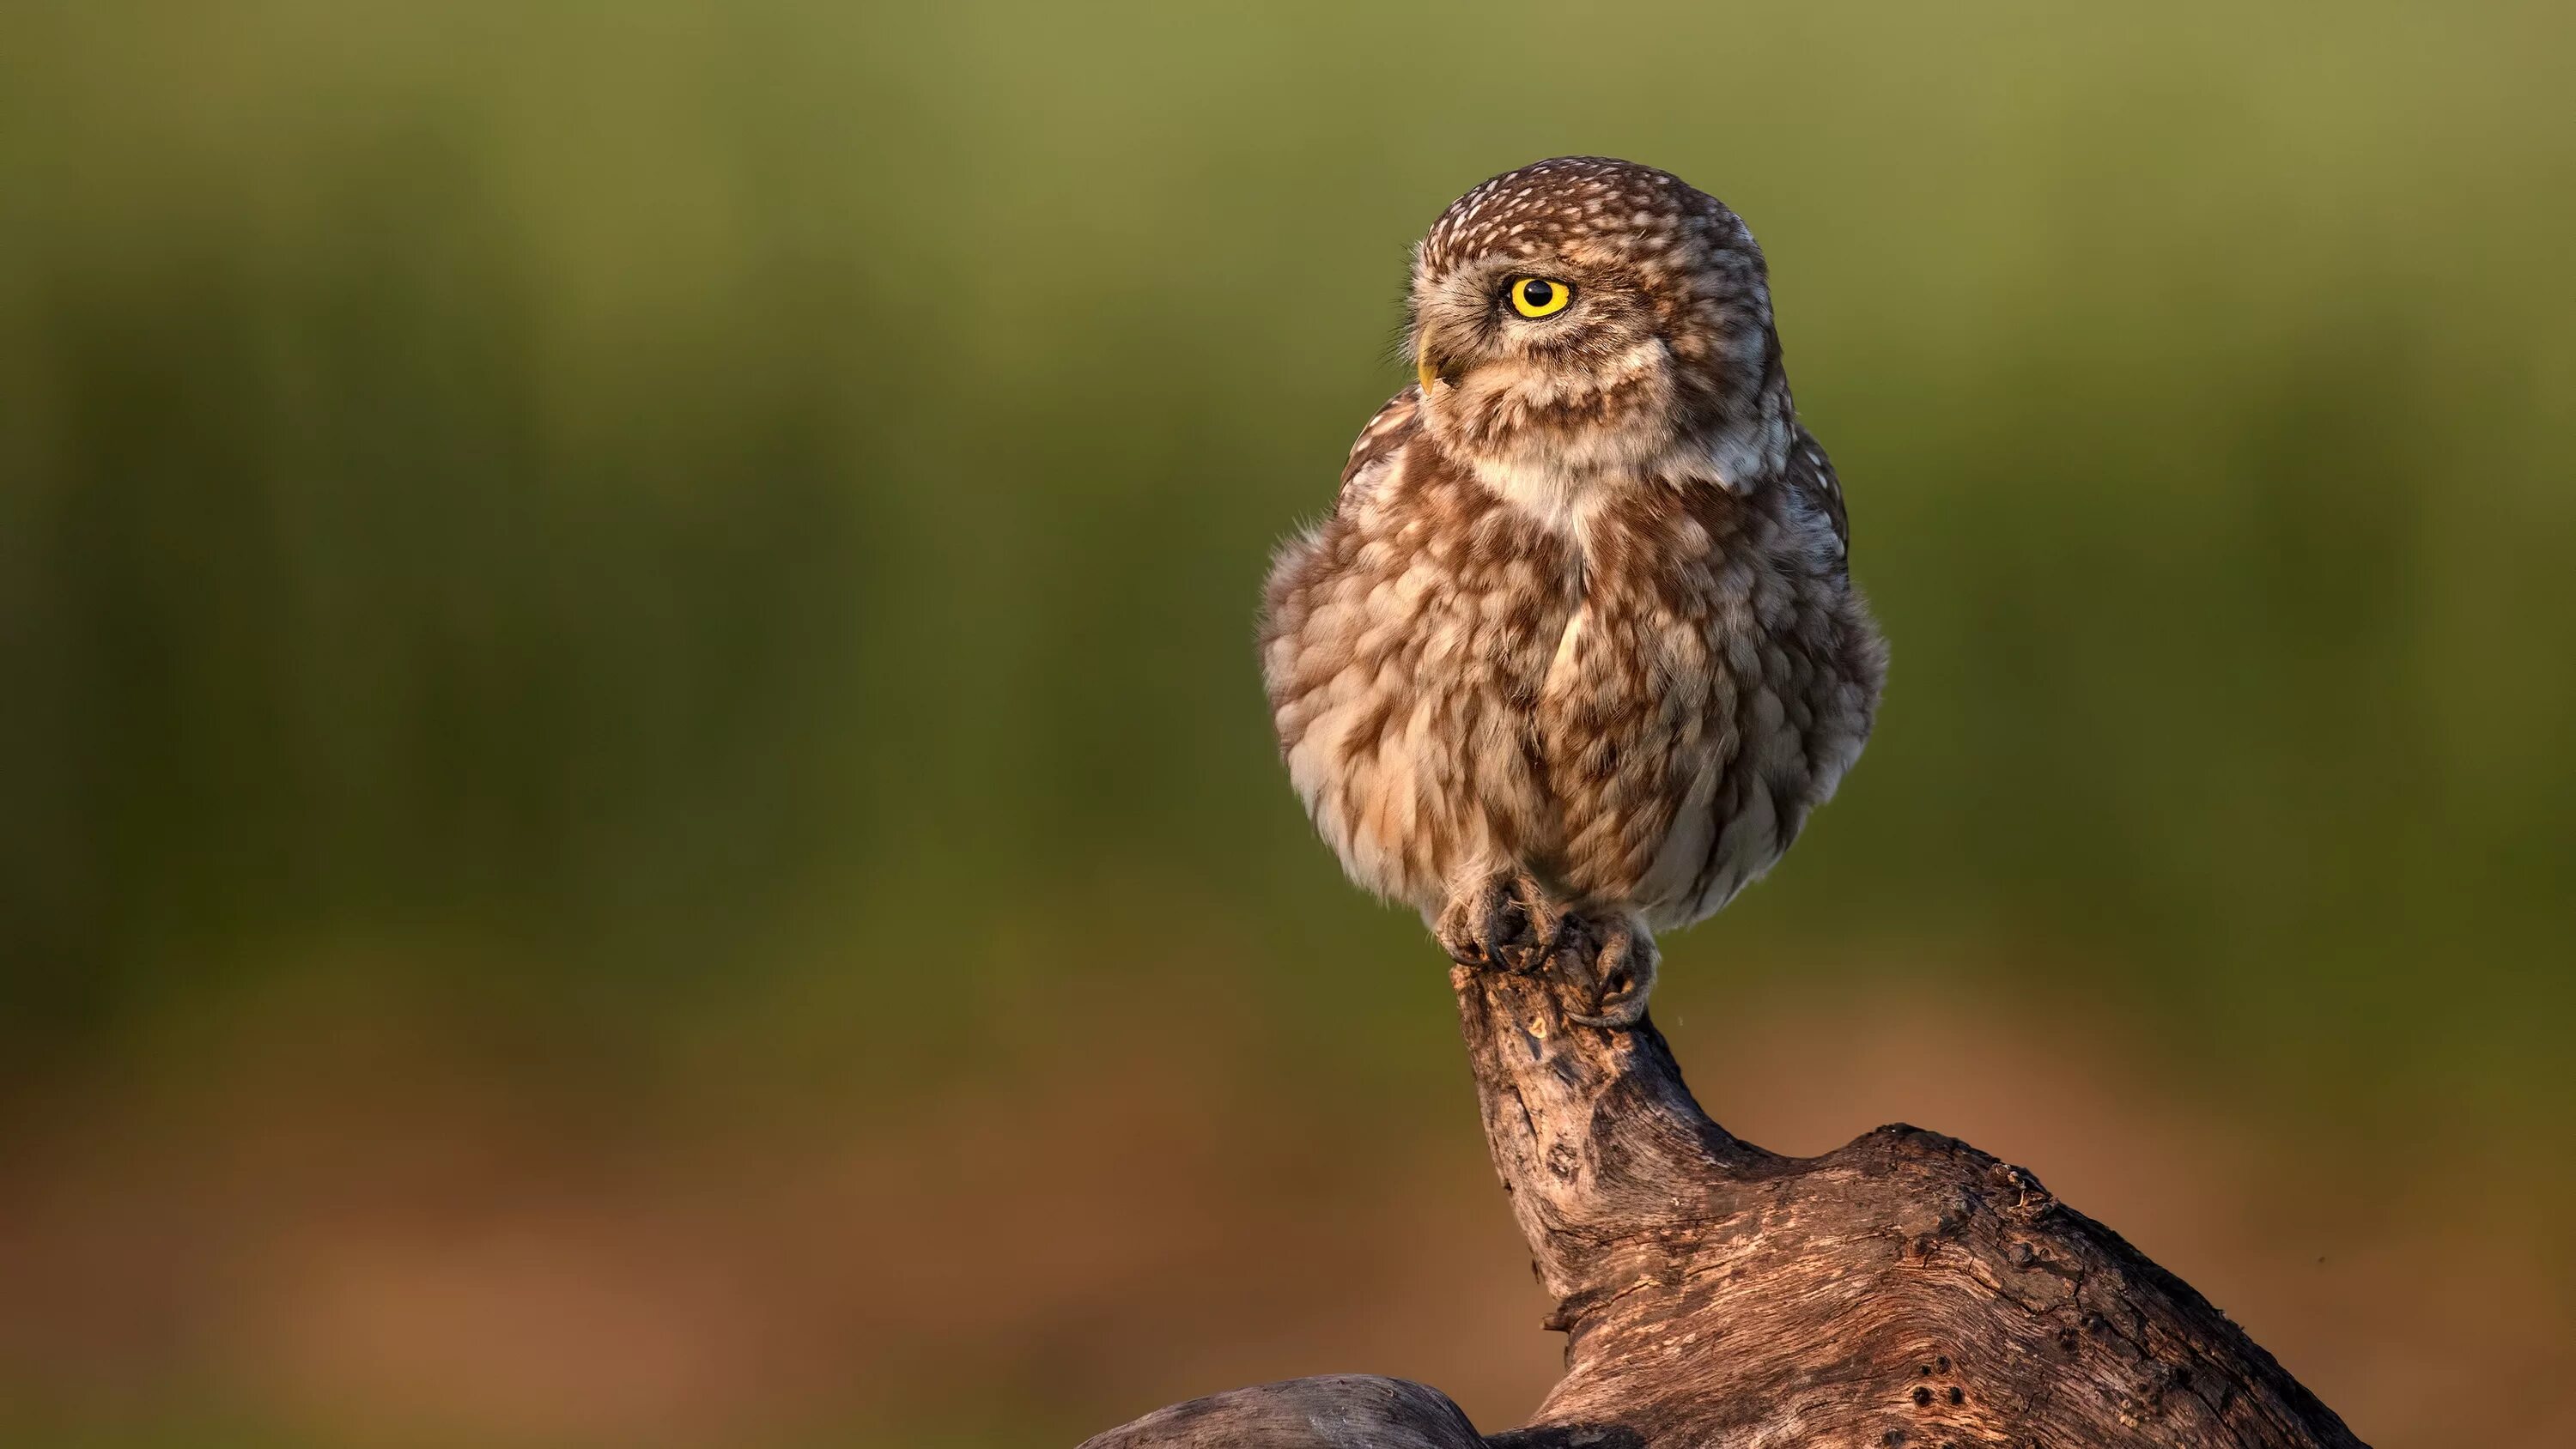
left=1783, top=424, right=1851, bottom=564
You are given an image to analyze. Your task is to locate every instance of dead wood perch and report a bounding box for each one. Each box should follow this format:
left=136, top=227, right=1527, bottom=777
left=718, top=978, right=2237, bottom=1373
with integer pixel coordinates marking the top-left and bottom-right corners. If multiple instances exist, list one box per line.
left=1078, top=955, right=2368, bottom=1448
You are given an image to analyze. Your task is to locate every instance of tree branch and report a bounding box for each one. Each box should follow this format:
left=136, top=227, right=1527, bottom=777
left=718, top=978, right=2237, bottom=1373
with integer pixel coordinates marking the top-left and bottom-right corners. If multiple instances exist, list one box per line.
left=1078, top=956, right=2369, bottom=1448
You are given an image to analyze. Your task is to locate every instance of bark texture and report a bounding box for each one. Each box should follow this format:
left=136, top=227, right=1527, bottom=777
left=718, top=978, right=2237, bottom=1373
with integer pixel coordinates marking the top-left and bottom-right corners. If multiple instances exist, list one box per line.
left=1078, top=957, right=2368, bottom=1449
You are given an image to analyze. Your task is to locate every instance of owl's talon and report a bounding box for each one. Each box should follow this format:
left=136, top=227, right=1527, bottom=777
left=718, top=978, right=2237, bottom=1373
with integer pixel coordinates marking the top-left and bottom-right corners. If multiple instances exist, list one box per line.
left=1555, top=916, right=1657, bottom=1030
left=1437, top=871, right=1555, bottom=973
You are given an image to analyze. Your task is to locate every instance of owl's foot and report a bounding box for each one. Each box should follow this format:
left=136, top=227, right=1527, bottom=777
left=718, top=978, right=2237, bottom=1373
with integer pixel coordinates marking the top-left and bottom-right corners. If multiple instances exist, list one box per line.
left=1552, top=914, right=1659, bottom=1029
left=1436, top=870, right=1556, bottom=973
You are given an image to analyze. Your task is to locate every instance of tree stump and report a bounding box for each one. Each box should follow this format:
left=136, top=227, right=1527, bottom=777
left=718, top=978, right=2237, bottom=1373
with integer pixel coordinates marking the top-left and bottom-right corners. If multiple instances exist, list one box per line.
left=1078, top=954, right=2369, bottom=1448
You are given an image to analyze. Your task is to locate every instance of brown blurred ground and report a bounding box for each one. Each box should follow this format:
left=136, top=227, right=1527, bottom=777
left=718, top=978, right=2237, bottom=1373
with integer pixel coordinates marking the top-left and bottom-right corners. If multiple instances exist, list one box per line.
left=4, top=967, right=2566, bottom=1449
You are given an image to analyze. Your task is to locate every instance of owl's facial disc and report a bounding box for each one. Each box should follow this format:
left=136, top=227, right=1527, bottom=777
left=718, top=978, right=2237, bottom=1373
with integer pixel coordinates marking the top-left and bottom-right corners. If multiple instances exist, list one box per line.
left=1413, top=267, right=1575, bottom=390
left=1409, top=258, right=1685, bottom=478
left=1418, top=274, right=1580, bottom=391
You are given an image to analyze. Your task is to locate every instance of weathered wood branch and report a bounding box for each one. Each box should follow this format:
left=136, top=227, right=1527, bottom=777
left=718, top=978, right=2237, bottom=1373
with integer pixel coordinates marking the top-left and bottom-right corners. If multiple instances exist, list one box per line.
left=1079, top=956, right=2368, bottom=1448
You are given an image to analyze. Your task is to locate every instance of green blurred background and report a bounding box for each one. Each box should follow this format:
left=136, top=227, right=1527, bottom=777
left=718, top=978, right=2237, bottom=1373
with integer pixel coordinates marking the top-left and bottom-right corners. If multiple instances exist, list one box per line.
left=3, top=2, right=2571, bottom=1446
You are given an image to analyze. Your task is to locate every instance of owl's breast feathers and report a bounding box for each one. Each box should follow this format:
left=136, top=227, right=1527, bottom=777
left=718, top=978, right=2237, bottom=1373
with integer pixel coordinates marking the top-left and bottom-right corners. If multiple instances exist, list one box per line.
left=1262, top=391, right=1884, bottom=927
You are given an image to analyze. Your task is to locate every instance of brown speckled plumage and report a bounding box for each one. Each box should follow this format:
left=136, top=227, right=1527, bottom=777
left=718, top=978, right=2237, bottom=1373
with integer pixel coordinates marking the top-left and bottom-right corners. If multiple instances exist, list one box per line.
left=1261, top=157, right=1885, bottom=1023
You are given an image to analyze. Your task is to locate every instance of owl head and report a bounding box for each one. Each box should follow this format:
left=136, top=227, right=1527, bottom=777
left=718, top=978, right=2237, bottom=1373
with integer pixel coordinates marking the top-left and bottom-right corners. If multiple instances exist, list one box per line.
left=1407, top=157, right=1795, bottom=496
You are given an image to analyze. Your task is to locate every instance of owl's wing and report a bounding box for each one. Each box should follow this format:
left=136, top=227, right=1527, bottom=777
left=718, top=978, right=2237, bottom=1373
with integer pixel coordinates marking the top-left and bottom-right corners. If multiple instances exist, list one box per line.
left=1783, top=423, right=1851, bottom=562
left=1336, top=384, right=1423, bottom=506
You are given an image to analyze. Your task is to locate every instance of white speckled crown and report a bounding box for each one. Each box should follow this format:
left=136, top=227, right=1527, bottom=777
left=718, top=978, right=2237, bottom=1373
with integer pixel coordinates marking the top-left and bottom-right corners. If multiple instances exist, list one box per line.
left=1416, top=157, right=1761, bottom=294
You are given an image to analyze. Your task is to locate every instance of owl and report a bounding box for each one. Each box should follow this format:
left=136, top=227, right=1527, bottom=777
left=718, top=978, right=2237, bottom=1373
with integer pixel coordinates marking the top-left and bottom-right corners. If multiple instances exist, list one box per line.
left=1260, top=157, right=1886, bottom=1026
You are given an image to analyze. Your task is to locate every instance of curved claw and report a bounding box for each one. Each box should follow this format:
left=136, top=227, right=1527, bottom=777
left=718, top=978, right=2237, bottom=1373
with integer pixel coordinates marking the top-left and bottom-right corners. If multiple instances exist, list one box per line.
left=1563, top=1000, right=1649, bottom=1029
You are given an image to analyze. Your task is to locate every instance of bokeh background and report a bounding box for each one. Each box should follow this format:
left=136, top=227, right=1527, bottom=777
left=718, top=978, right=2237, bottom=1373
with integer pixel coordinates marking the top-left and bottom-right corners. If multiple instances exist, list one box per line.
left=4, top=2, right=2572, bottom=1446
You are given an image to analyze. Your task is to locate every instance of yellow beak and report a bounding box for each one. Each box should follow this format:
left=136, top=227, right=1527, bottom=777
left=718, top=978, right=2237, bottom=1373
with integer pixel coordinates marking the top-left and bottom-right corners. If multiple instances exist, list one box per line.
left=1415, top=327, right=1453, bottom=391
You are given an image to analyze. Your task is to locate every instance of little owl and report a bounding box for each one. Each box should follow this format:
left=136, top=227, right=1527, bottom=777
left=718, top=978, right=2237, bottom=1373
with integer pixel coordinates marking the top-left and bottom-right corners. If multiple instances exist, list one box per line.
left=1261, top=157, right=1886, bottom=1026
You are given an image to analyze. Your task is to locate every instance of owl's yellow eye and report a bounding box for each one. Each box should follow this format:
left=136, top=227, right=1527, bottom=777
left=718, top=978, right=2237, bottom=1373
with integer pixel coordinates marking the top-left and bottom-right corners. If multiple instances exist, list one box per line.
left=1507, top=276, right=1573, bottom=318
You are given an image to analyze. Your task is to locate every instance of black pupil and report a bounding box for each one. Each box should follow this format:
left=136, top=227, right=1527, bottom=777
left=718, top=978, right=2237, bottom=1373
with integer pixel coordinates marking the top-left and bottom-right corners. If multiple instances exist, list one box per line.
left=1521, top=279, right=1554, bottom=309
